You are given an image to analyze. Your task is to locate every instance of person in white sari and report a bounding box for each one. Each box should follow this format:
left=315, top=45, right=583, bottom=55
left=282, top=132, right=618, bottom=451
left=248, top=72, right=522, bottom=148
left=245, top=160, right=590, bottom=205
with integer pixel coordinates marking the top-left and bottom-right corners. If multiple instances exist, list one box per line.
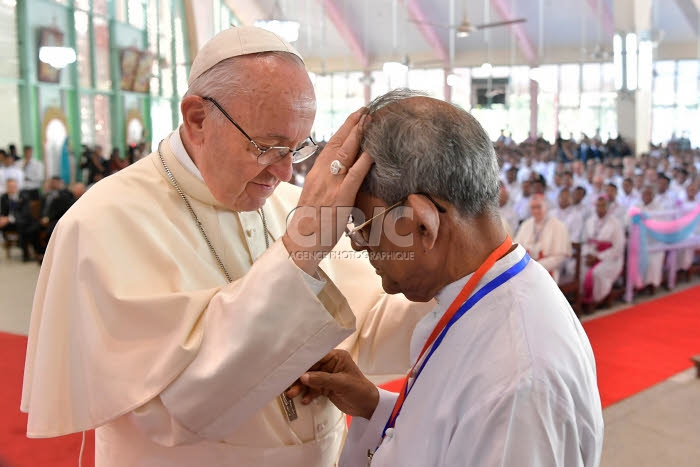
left=515, top=194, right=572, bottom=282
left=21, top=27, right=431, bottom=467
left=580, top=196, right=626, bottom=313
left=293, top=90, right=603, bottom=467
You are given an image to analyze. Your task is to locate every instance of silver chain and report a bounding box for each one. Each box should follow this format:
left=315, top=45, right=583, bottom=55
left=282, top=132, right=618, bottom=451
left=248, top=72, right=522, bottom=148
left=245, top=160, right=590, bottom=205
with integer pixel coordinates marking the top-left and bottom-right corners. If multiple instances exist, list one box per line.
left=157, top=141, right=269, bottom=283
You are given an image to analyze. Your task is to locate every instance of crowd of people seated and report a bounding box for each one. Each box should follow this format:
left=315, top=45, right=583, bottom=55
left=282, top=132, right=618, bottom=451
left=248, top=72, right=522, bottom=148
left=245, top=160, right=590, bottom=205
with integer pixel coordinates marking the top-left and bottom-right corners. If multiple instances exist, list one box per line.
left=498, top=132, right=700, bottom=314
left=1, top=141, right=144, bottom=262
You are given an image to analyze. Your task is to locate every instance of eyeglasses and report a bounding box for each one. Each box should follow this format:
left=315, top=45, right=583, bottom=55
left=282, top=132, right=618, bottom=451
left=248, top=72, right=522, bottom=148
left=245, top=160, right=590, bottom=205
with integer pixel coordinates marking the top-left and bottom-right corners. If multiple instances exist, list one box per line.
left=203, top=96, right=318, bottom=166
left=345, top=193, right=447, bottom=248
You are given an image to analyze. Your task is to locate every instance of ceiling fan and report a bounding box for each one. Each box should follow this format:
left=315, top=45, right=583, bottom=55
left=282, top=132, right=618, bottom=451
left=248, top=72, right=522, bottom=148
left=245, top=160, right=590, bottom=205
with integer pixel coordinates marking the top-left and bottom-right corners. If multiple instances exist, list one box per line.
left=409, top=6, right=526, bottom=38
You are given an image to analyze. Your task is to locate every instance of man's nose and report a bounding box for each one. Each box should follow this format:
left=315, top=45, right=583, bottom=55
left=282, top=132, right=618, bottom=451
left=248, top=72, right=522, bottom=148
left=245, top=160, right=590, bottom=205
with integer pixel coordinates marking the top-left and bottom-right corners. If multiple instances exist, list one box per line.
left=266, top=154, right=294, bottom=182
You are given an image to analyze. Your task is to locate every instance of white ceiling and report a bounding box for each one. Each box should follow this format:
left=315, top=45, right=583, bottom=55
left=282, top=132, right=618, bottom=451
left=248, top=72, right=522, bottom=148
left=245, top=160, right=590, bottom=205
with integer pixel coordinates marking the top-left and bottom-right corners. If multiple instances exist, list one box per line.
left=238, top=0, right=699, bottom=71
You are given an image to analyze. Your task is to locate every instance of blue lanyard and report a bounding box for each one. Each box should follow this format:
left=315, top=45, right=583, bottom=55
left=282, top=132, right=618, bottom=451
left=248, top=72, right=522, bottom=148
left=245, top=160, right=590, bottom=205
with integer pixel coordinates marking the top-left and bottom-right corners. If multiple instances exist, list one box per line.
left=379, top=252, right=531, bottom=442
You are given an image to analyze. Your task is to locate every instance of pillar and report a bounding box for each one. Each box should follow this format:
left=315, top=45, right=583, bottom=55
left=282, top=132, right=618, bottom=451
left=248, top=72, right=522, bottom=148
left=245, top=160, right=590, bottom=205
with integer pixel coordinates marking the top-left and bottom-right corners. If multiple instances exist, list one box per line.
left=614, top=0, right=653, bottom=156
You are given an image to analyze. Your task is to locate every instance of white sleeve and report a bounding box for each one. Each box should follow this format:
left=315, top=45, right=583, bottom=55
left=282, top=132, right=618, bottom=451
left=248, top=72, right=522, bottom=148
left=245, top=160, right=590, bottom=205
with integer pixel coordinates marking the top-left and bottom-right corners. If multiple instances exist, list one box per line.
left=339, top=388, right=398, bottom=467
left=155, top=240, right=355, bottom=440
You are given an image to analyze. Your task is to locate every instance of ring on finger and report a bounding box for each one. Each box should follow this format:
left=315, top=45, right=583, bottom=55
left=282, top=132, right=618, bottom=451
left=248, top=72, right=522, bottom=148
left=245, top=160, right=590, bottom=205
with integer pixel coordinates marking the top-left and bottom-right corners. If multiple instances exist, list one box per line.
left=330, top=159, right=347, bottom=175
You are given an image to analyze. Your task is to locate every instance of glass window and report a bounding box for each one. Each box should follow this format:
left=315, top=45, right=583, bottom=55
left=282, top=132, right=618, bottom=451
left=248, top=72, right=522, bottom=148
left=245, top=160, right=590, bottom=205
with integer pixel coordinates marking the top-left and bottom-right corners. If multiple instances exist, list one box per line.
left=559, top=64, right=580, bottom=108
left=407, top=68, right=444, bottom=100
left=653, top=61, right=676, bottom=106
left=312, top=74, right=333, bottom=141
left=449, top=68, right=471, bottom=110
left=75, top=11, right=92, bottom=88
left=75, top=0, right=91, bottom=11
left=370, top=71, right=389, bottom=100
left=128, top=0, right=146, bottom=29
left=151, top=98, right=173, bottom=151
left=93, top=0, right=108, bottom=16
left=94, top=16, right=111, bottom=90
left=677, top=60, right=698, bottom=106
left=94, top=94, right=111, bottom=151
left=80, top=94, right=95, bottom=145
left=0, top=83, right=21, bottom=147
left=0, top=1, right=18, bottom=79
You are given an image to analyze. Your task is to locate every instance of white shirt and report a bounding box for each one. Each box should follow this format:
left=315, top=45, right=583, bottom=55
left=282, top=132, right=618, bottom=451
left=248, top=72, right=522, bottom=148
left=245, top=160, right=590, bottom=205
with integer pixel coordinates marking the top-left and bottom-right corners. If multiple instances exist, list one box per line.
left=341, top=245, right=604, bottom=467
left=2, top=165, right=24, bottom=191
left=19, top=158, right=45, bottom=190
left=551, top=206, right=585, bottom=243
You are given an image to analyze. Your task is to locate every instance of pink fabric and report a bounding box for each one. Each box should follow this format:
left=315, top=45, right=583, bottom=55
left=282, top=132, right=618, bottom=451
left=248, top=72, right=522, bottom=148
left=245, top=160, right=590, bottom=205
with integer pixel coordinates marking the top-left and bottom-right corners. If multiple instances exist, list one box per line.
left=630, top=204, right=700, bottom=233
left=627, top=224, right=643, bottom=289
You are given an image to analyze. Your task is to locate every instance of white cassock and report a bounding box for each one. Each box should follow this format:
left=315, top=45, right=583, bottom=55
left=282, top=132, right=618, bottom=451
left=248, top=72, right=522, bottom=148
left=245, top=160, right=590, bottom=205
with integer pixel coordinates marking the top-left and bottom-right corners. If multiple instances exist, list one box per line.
left=21, top=131, right=433, bottom=466
left=580, top=214, right=625, bottom=303
left=340, top=246, right=604, bottom=467
left=499, top=204, right=520, bottom=238
left=551, top=206, right=585, bottom=243
left=655, top=191, right=679, bottom=211
left=676, top=200, right=700, bottom=271
left=514, top=216, right=571, bottom=282
left=514, top=195, right=531, bottom=222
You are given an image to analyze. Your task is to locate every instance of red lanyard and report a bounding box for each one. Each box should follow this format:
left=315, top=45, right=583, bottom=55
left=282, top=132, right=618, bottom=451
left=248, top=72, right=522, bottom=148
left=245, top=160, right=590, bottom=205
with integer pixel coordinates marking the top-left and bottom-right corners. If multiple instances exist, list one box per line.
left=383, top=235, right=513, bottom=434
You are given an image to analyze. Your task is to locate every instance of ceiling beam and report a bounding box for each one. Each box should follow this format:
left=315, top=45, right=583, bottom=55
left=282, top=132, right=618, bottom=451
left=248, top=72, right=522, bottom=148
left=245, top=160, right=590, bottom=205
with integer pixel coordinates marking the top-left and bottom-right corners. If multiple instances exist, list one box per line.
left=585, top=0, right=616, bottom=39
left=403, top=0, right=449, bottom=66
left=489, top=0, right=537, bottom=65
left=673, top=0, right=700, bottom=36
left=318, top=0, right=369, bottom=69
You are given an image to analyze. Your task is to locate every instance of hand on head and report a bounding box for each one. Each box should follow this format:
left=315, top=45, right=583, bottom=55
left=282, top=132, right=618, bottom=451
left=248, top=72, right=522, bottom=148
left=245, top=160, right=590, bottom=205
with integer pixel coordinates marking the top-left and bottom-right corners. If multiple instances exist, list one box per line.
left=283, top=108, right=375, bottom=275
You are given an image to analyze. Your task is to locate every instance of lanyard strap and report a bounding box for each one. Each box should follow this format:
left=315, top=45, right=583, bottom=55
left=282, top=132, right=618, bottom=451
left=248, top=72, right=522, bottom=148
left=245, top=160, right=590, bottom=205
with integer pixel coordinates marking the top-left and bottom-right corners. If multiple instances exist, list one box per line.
left=380, top=236, right=529, bottom=440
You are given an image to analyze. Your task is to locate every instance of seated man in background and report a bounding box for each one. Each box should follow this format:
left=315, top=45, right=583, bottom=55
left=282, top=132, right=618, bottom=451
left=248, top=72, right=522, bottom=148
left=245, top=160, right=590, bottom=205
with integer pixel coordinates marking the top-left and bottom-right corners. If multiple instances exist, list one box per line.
left=580, top=196, right=626, bottom=313
left=39, top=176, right=76, bottom=244
left=515, top=194, right=571, bottom=282
left=498, top=181, right=519, bottom=237
left=297, top=89, right=603, bottom=467
left=551, top=188, right=584, bottom=242
left=0, top=178, right=42, bottom=261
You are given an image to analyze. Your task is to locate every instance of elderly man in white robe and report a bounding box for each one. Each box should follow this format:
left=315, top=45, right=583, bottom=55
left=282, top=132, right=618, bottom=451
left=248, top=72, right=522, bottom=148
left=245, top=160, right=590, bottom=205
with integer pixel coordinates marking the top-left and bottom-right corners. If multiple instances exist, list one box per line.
left=515, top=193, right=572, bottom=282
left=293, top=90, right=603, bottom=467
left=551, top=188, right=584, bottom=243
left=21, top=27, right=433, bottom=467
left=580, top=196, right=626, bottom=313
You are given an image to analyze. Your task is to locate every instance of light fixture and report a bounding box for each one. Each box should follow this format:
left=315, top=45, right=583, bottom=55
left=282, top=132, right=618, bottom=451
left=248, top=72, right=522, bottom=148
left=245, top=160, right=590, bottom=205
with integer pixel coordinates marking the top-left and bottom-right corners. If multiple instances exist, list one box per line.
left=479, top=62, right=493, bottom=74
left=39, top=46, right=77, bottom=69
left=446, top=73, right=460, bottom=87
left=382, top=61, right=408, bottom=74
left=253, top=19, right=300, bottom=43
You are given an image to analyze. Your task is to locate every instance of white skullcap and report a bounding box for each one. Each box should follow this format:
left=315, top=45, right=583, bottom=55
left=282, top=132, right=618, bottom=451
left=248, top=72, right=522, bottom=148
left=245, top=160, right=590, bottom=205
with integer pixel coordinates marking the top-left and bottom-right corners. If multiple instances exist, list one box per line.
left=188, top=26, right=304, bottom=86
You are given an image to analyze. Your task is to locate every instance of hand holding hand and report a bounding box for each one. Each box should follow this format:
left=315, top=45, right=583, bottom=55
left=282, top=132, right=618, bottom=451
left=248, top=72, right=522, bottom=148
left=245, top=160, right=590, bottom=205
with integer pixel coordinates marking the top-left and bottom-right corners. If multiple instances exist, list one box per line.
left=297, top=349, right=379, bottom=420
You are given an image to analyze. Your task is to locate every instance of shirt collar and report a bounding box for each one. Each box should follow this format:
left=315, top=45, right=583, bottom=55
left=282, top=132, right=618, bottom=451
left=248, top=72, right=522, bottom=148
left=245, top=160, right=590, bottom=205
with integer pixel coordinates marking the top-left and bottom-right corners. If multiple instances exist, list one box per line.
left=169, top=127, right=204, bottom=182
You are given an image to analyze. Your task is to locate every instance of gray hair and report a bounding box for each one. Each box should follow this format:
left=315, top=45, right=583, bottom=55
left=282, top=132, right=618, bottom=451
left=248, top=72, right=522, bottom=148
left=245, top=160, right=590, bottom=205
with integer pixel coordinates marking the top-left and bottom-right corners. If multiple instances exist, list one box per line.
left=361, top=88, right=500, bottom=218
left=184, top=52, right=306, bottom=121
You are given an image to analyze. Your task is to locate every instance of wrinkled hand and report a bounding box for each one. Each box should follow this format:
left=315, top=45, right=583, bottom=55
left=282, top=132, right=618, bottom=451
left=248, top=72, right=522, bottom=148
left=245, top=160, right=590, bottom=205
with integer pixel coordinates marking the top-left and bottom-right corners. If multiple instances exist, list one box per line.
left=283, top=108, right=374, bottom=275
left=296, top=349, right=379, bottom=420
left=585, top=254, right=599, bottom=267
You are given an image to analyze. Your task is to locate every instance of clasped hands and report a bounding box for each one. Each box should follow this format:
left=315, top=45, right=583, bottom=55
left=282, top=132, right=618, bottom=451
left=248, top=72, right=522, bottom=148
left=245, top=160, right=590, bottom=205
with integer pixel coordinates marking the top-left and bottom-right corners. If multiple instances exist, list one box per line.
left=285, top=350, right=380, bottom=421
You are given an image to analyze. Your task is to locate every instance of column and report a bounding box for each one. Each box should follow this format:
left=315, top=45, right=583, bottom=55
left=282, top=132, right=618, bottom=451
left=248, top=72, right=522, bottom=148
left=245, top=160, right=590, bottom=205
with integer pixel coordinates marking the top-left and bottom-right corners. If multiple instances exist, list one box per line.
left=614, top=0, right=653, bottom=156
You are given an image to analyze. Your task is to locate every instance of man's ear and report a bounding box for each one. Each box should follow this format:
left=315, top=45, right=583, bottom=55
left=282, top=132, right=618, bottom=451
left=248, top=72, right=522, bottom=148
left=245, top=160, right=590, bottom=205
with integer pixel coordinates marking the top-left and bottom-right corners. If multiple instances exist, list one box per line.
left=404, top=194, right=440, bottom=251
left=181, top=96, right=208, bottom=146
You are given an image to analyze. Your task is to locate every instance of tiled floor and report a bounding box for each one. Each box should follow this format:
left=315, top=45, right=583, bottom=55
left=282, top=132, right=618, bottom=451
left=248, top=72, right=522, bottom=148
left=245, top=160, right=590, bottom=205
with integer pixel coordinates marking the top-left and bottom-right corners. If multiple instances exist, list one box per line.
left=2, top=249, right=699, bottom=465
